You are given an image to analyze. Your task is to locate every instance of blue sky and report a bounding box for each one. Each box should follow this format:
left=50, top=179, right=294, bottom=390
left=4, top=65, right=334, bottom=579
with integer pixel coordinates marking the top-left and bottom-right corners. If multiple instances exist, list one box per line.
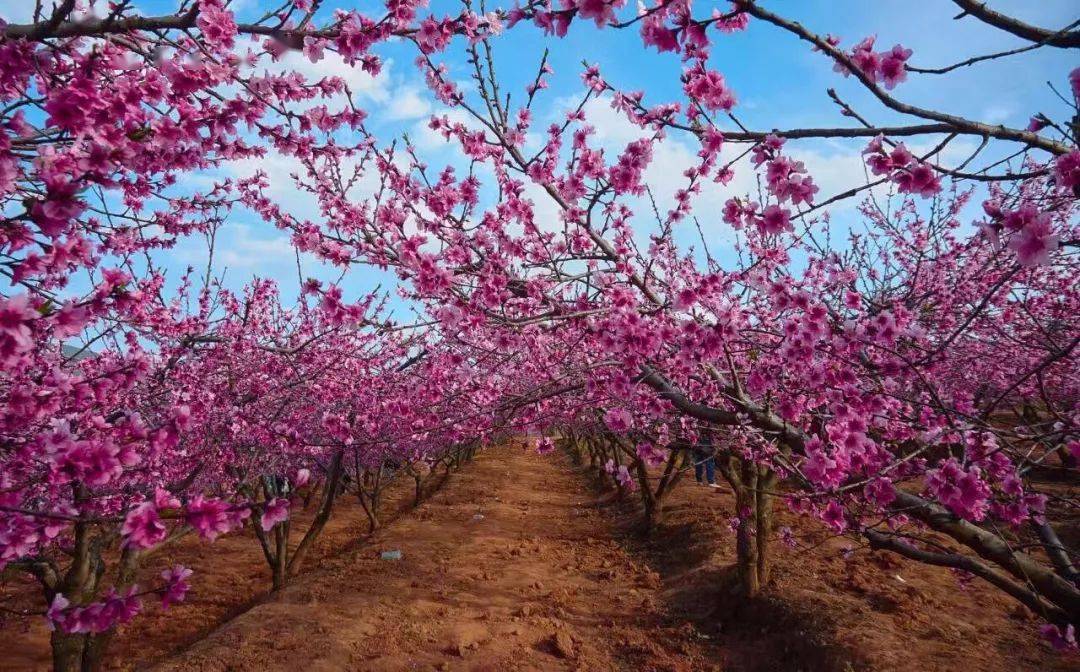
left=4, top=1, right=1077, bottom=321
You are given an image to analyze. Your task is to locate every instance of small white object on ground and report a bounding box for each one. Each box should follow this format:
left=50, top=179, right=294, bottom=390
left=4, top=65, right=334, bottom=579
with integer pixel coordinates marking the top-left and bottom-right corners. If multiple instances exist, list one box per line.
left=380, top=549, right=403, bottom=560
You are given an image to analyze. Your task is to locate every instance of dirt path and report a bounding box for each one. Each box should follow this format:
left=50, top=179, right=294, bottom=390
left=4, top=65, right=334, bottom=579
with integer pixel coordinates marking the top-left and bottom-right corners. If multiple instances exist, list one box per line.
left=151, top=446, right=722, bottom=672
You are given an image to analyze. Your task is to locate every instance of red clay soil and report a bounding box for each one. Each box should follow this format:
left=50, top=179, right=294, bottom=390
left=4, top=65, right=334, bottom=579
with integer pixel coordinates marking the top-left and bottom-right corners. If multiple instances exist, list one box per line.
left=148, top=446, right=724, bottom=671
left=2, top=465, right=443, bottom=671
left=597, top=459, right=1075, bottom=672
left=3, top=446, right=1074, bottom=671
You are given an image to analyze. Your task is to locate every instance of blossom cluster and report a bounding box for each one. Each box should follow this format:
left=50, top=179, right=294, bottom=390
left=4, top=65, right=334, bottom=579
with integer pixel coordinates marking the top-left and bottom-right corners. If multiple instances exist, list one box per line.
left=863, top=136, right=942, bottom=197
left=836, top=36, right=913, bottom=89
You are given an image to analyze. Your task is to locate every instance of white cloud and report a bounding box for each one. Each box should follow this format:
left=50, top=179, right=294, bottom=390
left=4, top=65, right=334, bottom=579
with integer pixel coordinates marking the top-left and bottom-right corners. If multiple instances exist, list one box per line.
left=411, top=107, right=476, bottom=151
left=217, top=226, right=296, bottom=269
left=543, top=96, right=752, bottom=243
left=980, top=105, right=1015, bottom=126
left=172, top=223, right=295, bottom=270
left=226, top=152, right=314, bottom=217
left=251, top=52, right=392, bottom=109
left=387, top=86, right=433, bottom=121
left=536, top=95, right=980, bottom=253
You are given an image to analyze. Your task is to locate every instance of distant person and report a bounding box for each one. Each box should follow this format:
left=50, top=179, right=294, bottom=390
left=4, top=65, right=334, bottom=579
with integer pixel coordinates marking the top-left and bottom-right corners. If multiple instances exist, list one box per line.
left=691, top=444, right=718, bottom=488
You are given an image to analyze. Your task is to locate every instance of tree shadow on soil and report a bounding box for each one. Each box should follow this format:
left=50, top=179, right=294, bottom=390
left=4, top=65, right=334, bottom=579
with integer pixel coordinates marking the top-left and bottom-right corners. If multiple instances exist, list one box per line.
left=576, top=463, right=868, bottom=672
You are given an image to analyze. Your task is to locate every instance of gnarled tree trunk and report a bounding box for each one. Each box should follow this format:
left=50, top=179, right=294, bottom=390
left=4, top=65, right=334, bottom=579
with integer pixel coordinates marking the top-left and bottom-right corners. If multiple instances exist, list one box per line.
left=718, top=455, right=773, bottom=598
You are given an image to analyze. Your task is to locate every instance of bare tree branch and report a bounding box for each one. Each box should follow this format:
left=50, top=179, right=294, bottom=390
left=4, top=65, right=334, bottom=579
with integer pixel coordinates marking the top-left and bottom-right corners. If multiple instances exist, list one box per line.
left=951, top=0, right=1080, bottom=48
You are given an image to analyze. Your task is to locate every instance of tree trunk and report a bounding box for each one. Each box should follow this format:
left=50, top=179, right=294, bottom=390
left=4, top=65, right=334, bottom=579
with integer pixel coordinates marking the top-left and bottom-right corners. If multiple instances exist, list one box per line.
left=358, top=489, right=380, bottom=533
left=51, top=631, right=87, bottom=672
left=81, top=631, right=111, bottom=672
left=357, top=464, right=384, bottom=534
left=719, top=456, right=772, bottom=598
left=271, top=523, right=288, bottom=591
left=734, top=476, right=760, bottom=598
left=256, top=475, right=291, bottom=592
left=288, top=450, right=345, bottom=578
left=634, top=456, right=660, bottom=528
left=622, top=440, right=660, bottom=531
left=48, top=485, right=124, bottom=672
left=1057, top=442, right=1078, bottom=469
left=50, top=627, right=119, bottom=672
left=755, top=468, right=776, bottom=587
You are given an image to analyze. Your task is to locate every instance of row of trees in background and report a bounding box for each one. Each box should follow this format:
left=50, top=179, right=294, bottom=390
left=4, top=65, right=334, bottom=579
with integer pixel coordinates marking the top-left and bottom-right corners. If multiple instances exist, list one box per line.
left=1, top=1, right=1077, bottom=669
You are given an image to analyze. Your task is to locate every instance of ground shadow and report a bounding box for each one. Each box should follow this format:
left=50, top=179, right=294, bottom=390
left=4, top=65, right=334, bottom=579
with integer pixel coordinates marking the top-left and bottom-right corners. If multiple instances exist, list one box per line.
left=573, top=458, right=865, bottom=672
